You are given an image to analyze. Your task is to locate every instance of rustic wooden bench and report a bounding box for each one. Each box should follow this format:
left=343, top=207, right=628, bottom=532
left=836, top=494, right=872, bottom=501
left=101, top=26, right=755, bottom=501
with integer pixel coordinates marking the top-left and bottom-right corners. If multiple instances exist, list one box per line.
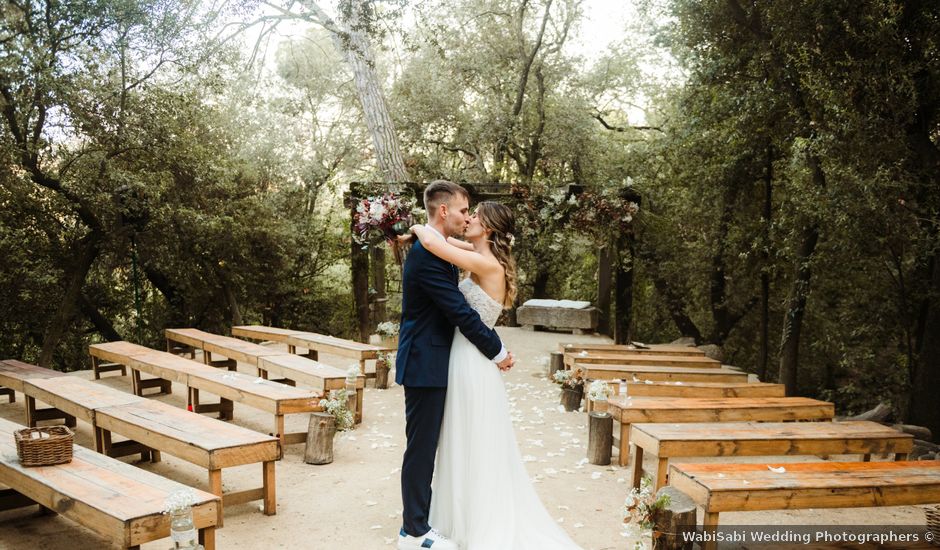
left=577, top=364, right=749, bottom=384
left=668, top=460, right=940, bottom=550
left=559, top=343, right=705, bottom=356
left=89, top=342, right=322, bottom=448
left=607, top=396, right=835, bottom=466
left=231, top=324, right=392, bottom=380
left=585, top=381, right=786, bottom=413
left=164, top=328, right=364, bottom=423
left=0, top=360, right=76, bottom=427
left=23, top=375, right=281, bottom=514
left=0, top=417, right=221, bottom=549
left=630, top=420, right=913, bottom=490
left=565, top=351, right=722, bottom=369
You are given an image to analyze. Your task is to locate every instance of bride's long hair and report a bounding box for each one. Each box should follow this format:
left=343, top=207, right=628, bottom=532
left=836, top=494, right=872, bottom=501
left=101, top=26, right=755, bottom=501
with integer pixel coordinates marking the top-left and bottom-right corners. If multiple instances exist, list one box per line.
left=476, top=201, right=518, bottom=308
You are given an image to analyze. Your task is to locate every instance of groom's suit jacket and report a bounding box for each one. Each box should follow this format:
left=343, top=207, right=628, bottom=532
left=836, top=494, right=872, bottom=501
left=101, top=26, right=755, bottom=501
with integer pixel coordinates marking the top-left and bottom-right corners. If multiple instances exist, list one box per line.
left=395, top=240, right=503, bottom=387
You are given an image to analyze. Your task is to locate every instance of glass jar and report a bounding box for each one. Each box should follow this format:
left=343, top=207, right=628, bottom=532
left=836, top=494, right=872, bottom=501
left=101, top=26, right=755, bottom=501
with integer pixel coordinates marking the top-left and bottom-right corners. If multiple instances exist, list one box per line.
left=169, top=507, right=202, bottom=549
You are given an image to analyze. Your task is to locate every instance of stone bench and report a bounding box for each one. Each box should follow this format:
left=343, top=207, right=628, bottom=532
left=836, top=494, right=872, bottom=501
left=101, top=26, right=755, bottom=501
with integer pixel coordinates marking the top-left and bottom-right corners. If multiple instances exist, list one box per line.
left=517, top=300, right=598, bottom=334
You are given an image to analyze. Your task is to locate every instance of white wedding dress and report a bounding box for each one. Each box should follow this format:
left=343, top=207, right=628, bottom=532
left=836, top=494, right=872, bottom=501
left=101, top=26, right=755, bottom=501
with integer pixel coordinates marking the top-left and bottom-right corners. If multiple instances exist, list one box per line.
left=429, top=278, right=582, bottom=550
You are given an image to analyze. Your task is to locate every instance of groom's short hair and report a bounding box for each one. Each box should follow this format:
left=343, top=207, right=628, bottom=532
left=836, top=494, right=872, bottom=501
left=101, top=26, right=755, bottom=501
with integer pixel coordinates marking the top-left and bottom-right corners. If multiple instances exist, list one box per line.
left=424, top=180, right=469, bottom=219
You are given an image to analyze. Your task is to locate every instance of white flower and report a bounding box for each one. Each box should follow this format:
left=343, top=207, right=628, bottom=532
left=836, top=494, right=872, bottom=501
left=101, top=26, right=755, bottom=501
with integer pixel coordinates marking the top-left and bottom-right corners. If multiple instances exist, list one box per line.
left=369, top=202, right=387, bottom=221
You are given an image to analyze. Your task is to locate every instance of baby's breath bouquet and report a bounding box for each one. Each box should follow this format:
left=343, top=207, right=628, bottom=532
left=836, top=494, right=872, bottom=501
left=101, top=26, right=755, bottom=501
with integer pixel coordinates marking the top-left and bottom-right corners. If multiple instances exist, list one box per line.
left=376, top=321, right=400, bottom=338
left=319, top=389, right=355, bottom=431
left=622, top=476, right=671, bottom=549
left=587, top=379, right=612, bottom=401
left=551, top=368, right=584, bottom=390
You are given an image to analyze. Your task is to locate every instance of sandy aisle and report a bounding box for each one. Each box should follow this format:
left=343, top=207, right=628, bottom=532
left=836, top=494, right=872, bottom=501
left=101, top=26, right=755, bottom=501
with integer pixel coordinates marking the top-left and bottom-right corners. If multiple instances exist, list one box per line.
left=0, top=327, right=930, bottom=549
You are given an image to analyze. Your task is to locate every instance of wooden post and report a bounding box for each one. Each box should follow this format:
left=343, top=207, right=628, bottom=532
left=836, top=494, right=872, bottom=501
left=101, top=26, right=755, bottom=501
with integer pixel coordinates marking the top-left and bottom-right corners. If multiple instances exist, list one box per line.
left=304, top=412, right=336, bottom=465
left=371, top=246, right=387, bottom=325
left=596, top=245, right=612, bottom=336
left=652, top=486, right=696, bottom=550
left=587, top=411, right=613, bottom=465
left=549, top=351, right=564, bottom=377
left=347, top=186, right=372, bottom=342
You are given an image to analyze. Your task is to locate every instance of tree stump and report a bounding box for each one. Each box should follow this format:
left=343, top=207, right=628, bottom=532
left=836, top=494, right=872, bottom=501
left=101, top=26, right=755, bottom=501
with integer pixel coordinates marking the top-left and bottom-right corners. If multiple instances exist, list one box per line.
left=587, top=411, right=613, bottom=465
left=375, top=358, right=390, bottom=390
left=549, top=352, right=564, bottom=378
left=560, top=386, right=583, bottom=412
left=304, top=412, right=336, bottom=465
left=345, top=381, right=358, bottom=419
left=652, top=486, right=696, bottom=550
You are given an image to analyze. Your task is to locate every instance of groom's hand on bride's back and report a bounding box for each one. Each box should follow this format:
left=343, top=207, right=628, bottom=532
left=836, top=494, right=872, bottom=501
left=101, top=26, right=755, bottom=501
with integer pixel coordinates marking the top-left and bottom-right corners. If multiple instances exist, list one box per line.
left=497, top=352, right=515, bottom=372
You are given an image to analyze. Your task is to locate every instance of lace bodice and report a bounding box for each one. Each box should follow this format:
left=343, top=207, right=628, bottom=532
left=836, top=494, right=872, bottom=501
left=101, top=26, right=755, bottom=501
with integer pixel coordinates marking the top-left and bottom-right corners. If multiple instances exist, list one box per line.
left=459, top=278, right=503, bottom=328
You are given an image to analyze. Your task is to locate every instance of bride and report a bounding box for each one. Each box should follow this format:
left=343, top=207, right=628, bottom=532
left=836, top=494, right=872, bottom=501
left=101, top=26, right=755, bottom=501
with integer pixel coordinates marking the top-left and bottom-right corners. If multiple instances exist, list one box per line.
left=409, top=201, right=582, bottom=550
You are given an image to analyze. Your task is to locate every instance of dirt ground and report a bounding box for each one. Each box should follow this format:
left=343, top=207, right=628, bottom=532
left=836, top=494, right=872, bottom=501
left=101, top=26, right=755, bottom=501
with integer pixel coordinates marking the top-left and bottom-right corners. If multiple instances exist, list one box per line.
left=0, top=327, right=932, bottom=549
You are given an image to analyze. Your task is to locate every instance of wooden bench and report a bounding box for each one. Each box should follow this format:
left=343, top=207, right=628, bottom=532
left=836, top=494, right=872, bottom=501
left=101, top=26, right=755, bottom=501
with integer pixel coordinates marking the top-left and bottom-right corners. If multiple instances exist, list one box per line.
left=607, top=396, right=835, bottom=466
left=89, top=342, right=323, bottom=448
left=577, top=364, right=749, bottom=384
left=0, top=360, right=76, bottom=427
left=0, top=417, right=221, bottom=549
left=23, top=375, right=281, bottom=514
left=565, top=351, right=722, bottom=369
left=164, top=328, right=364, bottom=423
left=585, top=381, right=785, bottom=413
left=231, top=325, right=392, bottom=380
left=616, top=381, right=784, bottom=398
left=630, top=420, right=913, bottom=491
left=668, top=460, right=940, bottom=550
left=559, top=343, right=705, bottom=356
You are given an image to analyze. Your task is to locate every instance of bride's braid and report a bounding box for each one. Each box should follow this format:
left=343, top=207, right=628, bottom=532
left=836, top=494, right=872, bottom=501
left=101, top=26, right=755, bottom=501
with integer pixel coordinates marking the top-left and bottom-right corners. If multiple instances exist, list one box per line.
left=476, top=201, right=518, bottom=308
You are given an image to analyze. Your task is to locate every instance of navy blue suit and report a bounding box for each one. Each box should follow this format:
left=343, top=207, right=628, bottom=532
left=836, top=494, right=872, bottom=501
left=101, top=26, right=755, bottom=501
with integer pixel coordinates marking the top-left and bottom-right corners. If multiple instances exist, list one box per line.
left=398, top=239, right=503, bottom=537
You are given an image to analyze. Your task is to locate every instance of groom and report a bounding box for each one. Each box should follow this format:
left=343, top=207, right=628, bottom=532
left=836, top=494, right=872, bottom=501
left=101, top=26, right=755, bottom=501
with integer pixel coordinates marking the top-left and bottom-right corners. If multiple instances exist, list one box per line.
left=396, top=180, right=514, bottom=550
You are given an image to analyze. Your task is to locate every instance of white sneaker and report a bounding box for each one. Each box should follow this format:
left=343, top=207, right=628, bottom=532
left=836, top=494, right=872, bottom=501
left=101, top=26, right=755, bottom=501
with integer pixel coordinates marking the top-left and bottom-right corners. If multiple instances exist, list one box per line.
left=398, top=527, right=458, bottom=549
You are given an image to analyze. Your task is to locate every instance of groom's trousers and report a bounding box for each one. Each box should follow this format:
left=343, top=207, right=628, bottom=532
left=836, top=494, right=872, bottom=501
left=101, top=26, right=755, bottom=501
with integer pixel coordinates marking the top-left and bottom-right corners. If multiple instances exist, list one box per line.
left=401, top=386, right=447, bottom=537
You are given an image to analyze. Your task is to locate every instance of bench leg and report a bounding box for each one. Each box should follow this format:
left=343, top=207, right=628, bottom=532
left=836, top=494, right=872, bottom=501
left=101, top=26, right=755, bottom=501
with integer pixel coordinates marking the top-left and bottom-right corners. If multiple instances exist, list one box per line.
left=208, top=469, right=223, bottom=497
left=25, top=395, right=36, bottom=427
left=274, top=415, right=285, bottom=450
left=863, top=453, right=872, bottom=462
left=131, top=368, right=141, bottom=396
left=0, top=387, right=14, bottom=403
left=655, top=457, right=669, bottom=491
left=702, top=511, right=720, bottom=550
left=287, top=344, right=295, bottom=354
left=219, top=398, right=234, bottom=421
left=895, top=452, right=909, bottom=461
left=356, top=387, right=364, bottom=424
left=263, top=460, right=276, bottom=515
left=199, top=526, right=216, bottom=550
left=618, top=422, right=631, bottom=467
left=632, top=446, right=644, bottom=489
left=359, top=359, right=367, bottom=379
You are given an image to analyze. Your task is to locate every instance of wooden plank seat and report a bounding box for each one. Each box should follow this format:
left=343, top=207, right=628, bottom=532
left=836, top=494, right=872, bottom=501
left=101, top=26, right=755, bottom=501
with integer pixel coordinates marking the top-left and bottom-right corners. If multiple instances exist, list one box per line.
left=585, top=381, right=786, bottom=413
left=89, top=342, right=171, bottom=396
left=165, top=328, right=365, bottom=423
left=0, top=417, right=221, bottom=549
left=630, top=420, right=914, bottom=491
left=231, top=324, right=393, bottom=380
left=668, top=460, right=940, bottom=550
left=616, top=381, right=785, bottom=398
left=89, top=342, right=323, bottom=448
left=0, top=360, right=76, bottom=427
left=608, top=396, right=835, bottom=467
left=23, top=376, right=280, bottom=514
left=577, top=364, right=749, bottom=384
left=565, top=351, right=722, bottom=369
left=559, top=343, right=705, bottom=356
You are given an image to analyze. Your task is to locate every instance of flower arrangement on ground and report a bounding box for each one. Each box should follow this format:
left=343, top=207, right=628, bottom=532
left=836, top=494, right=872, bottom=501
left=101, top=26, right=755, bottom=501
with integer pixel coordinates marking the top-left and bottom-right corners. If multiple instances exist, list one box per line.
left=622, top=476, right=671, bottom=550
left=319, top=389, right=355, bottom=431
left=552, top=368, right=585, bottom=411
left=587, top=379, right=612, bottom=401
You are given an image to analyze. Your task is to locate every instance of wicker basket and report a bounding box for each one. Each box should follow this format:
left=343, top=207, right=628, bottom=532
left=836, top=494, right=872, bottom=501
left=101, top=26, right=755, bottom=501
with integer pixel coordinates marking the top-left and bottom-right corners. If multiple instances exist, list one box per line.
left=927, top=506, right=940, bottom=547
left=14, top=426, right=73, bottom=467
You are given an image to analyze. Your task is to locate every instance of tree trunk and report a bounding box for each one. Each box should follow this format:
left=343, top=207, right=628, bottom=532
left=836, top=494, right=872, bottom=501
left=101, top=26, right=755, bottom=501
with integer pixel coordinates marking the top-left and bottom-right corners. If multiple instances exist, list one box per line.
left=39, top=232, right=101, bottom=367
left=317, top=1, right=408, bottom=183
left=351, top=231, right=371, bottom=343
left=911, top=250, right=940, bottom=437
left=759, top=145, right=773, bottom=381
left=635, top=245, right=702, bottom=343
left=79, top=294, right=122, bottom=342
left=777, top=223, right=819, bottom=393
